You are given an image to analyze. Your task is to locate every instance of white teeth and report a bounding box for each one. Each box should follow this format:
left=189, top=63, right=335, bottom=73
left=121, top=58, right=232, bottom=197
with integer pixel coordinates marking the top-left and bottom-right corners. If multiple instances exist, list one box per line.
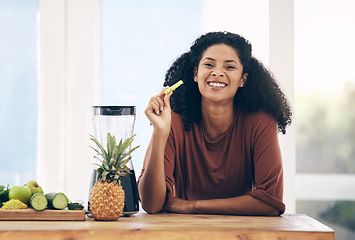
left=208, top=82, right=226, bottom=88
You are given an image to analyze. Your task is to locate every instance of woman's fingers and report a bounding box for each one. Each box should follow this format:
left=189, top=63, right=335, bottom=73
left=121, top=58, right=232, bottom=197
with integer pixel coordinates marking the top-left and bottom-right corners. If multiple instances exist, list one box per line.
left=145, top=86, right=172, bottom=119
left=149, top=95, right=164, bottom=114
left=163, top=91, right=172, bottom=110
left=153, top=87, right=171, bottom=114
left=157, top=86, right=172, bottom=111
left=144, top=86, right=173, bottom=134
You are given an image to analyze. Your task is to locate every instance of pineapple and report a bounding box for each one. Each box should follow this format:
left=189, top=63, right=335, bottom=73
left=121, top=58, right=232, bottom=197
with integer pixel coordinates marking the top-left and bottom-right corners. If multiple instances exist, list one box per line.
left=89, top=133, right=139, bottom=221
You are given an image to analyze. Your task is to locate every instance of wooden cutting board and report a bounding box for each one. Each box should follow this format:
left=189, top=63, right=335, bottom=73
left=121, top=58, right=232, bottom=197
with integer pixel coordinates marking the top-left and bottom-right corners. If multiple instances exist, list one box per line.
left=0, top=208, right=86, bottom=221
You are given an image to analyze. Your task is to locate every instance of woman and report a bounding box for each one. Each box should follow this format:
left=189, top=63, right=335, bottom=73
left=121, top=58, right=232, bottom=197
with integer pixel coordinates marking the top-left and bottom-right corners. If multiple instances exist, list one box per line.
left=138, top=32, right=292, bottom=216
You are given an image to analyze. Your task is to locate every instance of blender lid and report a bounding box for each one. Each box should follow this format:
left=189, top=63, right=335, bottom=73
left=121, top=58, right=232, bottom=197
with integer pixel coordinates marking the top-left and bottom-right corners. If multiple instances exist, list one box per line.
left=92, top=106, right=136, bottom=116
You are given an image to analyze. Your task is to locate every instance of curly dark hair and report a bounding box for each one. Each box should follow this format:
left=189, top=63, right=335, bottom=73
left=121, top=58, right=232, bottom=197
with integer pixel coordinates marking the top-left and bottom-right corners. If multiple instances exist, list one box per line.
left=164, top=31, right=292, bottom=134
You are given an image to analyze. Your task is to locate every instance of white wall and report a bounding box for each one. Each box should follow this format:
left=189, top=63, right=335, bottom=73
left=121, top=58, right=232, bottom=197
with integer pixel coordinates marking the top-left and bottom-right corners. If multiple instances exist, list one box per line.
left=269, top=0, right=295, bottom=213
left=37, top=0, right=100, bottom=204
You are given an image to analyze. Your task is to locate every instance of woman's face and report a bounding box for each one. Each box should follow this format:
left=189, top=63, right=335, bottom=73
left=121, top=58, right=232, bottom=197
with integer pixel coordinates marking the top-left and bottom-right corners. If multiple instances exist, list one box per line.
left=194, top=44, right=247, bottom=105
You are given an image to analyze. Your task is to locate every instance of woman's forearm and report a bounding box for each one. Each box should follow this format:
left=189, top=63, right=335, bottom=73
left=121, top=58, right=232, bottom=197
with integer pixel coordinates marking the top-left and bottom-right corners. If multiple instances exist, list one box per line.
left=195, top=195, right=279, bottom=216
left=167, top=195, right=279, bottom=216
left=138, top=130, right=168, bottom=214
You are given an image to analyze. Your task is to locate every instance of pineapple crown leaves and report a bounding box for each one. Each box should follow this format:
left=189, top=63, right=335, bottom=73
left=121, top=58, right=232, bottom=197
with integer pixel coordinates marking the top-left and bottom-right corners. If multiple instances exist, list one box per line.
left=90, top=133, right=140, bottom=184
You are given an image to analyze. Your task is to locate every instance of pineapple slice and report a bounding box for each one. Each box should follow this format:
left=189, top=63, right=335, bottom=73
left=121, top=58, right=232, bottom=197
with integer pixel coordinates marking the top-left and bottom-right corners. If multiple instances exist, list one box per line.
left=1, top=199, right=28, bottom=209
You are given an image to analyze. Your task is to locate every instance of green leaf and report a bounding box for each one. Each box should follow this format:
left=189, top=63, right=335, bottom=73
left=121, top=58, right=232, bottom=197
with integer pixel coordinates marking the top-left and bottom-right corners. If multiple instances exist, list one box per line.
left=93, top=156, right=104, bottom=163
left=97, top=167, right=104, bottom=175
left=109, top=158, right=116, bottom=167
left=102, top=161, right=110, bottom=171
left=117, top=134, right=136, bottom=156
left=116, top=179, right=121, bottom=185
left=0, top=185, right=10, bottom=203
left=124, top=166, right=132, bottom=174
left=112, top=146, right=119, bottom=160
left=117, top=138, right=123, bottom=151
left=90, top=146, right=106, bottom=160
left=107, top=133, right=116, bottom=159
left=90, top=135, right=109, bottom=160
left=119, top=145, right=140, bottom=163
left=118, top=171, right=128, bottom=177
left=92, top=163, right=103, bottom=169
left=119, top=157, right=131, bottom=168
left=102, top=171, right=108, bottom=181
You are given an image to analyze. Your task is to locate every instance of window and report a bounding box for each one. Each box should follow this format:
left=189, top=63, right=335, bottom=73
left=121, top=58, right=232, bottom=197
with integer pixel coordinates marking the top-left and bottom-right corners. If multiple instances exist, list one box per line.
left=101, top=0, right=270, bottom=184
left=295, top=1, right=355, bottom=239
left=101, top=0, right=203, bottom=179
left=0, top=0, right=38, bottom=186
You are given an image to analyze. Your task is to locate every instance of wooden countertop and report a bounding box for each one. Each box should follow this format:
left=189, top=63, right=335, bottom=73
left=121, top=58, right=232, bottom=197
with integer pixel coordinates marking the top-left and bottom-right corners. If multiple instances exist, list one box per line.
left=0, top=212, right=335, bottom=240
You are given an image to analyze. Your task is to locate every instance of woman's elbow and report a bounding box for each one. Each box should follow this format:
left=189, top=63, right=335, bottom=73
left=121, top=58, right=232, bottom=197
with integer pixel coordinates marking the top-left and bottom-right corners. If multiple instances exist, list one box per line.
left=141, top=201, right=163, bottom=214
left=139, top=190, right=165, bottom=214
left=263, top=207, right=281, bottom=216
left=138, top=183, right=166, bottom=214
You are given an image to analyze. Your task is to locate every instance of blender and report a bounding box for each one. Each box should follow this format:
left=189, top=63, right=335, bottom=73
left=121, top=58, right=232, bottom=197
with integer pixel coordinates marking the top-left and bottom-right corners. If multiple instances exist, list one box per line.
left=88, top=106, right=139, bottom=216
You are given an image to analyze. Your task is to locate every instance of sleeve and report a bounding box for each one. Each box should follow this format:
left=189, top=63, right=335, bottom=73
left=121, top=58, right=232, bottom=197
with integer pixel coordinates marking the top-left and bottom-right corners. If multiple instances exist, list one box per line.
left=161, top=131, right=176, bottom=211
left=137, top=140, right=151, bottom=189
left=248, top=114, right=285, bottom=215
left=137, top=131, right=176, bottom=212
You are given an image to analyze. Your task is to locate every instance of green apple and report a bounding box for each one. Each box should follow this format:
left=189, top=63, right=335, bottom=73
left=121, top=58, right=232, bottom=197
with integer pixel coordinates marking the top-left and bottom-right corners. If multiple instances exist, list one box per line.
left=8, top=186, right=32, bottom=205
left=25, top=180, right=44, bottom=196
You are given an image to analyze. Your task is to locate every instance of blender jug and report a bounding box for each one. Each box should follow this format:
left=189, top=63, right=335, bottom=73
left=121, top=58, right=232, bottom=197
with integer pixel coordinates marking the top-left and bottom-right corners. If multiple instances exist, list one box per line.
left=89, top=106, right=139, bottom=215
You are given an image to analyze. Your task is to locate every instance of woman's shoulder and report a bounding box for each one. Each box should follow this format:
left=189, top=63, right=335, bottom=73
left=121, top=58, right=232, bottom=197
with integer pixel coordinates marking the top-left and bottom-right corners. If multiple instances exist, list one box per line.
left=241, top=109, right=275, bottom=121
left=238, top=109, right=277, bottom=130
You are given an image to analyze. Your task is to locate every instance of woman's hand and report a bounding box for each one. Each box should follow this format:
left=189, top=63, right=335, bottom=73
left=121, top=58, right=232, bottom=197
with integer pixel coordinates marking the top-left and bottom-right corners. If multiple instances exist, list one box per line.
left=139, top=87, right=173, bottom=214
left=145, top=87, right=173, bottom=137
left=165, top=197, right=196, bottom=214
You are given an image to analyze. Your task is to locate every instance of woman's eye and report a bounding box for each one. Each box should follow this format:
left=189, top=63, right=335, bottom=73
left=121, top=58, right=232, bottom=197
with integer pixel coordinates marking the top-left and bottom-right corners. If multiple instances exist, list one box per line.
left=226, top=65, right=236, bottom=70
left=203, top=63, right=214, bottom=67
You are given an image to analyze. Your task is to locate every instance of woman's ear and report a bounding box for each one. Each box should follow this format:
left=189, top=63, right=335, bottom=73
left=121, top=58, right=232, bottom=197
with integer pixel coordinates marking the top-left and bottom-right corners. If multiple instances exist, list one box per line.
left=194, top=67, right=198, bottom=82
left=240, top=73, right=248, bottom=87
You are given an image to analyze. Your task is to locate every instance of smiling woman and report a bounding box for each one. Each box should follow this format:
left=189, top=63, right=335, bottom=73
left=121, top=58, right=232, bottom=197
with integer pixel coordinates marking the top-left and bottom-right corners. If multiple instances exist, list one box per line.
left=138, top=32, right=292, bottom=215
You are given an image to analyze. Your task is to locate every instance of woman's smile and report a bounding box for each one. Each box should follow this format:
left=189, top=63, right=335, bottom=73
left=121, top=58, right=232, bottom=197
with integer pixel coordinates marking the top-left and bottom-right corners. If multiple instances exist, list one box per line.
left=207, top=81, right=228, bottom=88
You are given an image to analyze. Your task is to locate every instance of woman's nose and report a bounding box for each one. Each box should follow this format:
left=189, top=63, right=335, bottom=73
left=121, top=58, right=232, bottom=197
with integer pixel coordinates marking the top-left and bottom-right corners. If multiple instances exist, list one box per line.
left=211, top=70, right=224, bottom=77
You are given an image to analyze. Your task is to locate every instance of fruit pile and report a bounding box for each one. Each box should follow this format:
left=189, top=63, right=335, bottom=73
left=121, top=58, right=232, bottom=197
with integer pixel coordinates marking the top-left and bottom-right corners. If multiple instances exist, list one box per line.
left=0, top=181, right=84, bottom=211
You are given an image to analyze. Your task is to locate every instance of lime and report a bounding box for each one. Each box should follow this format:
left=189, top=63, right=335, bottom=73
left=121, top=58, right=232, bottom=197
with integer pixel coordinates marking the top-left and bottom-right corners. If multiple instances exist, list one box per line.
left=8, top=186, right=31, bottom=205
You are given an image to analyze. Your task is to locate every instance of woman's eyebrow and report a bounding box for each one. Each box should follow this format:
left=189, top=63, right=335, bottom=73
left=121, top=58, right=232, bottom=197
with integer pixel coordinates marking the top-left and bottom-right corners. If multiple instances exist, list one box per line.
left=203, top=57, right=216, bottom=61
left=202, top=57, right=239, bottom=65
left=225, top=59, right=237, bottom=63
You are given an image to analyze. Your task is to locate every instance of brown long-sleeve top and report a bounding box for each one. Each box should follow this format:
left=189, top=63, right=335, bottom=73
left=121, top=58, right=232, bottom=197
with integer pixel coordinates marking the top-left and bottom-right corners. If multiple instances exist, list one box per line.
left=139, top=108, right=285, bottom=214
